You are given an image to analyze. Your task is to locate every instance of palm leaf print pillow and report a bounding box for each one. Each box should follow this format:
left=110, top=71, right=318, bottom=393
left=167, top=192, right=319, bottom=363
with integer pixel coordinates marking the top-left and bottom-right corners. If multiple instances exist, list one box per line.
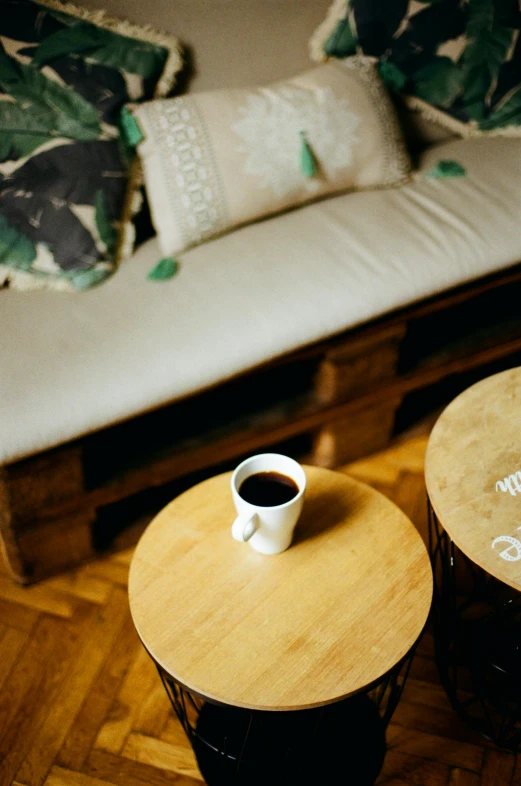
left=0, top=0, right=182, bottom=291
left=310, top=0, right=521, bottom=138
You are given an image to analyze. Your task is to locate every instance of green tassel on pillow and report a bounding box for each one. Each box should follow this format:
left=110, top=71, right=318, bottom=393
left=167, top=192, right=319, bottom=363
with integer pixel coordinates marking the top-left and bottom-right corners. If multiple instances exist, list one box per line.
left=120, top=107, right=144, bottom=148
left=299, top=131, right=318, bottom=177
left=425, top=160, right=467, bottom=179
left=147, top=257, right=179, bottom=281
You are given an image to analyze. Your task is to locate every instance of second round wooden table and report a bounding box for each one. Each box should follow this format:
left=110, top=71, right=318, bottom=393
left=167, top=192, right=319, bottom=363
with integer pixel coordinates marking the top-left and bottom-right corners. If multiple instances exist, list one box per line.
left=426, top=367, right=521, bottom=750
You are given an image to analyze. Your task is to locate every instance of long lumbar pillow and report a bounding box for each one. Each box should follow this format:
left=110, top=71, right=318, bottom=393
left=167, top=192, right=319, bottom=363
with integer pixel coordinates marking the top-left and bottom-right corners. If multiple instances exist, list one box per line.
left=129, top=56, right=412, bottom=258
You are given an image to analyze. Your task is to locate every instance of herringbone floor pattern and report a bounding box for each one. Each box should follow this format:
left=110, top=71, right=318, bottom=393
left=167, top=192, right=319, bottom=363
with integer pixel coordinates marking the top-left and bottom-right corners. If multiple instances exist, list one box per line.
left=1, top=434, right=519, bottom=785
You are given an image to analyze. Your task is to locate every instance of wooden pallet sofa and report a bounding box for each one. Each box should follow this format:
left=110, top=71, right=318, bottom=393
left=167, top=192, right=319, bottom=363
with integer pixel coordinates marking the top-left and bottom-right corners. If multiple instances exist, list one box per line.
left=2, top=0, right=521, bottom=583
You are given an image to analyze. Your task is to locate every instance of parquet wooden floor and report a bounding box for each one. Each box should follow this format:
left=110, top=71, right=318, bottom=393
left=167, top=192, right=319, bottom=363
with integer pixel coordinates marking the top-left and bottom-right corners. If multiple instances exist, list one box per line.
left=0, top=434, right=519, bottom=785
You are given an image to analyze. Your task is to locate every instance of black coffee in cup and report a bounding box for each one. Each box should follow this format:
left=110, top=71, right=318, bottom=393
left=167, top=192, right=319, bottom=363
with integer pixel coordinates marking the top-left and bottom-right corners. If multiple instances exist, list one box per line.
left=239, top=471, right=299, bottom=507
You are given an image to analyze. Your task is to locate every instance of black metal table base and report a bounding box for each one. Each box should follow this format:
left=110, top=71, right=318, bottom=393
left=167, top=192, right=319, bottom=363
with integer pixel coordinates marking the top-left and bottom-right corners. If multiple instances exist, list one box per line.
left=156, top=651, right=415, bottom=786
left=193, top=696, right=384, bottom=786
left=429, top=500, right=521, bottom=751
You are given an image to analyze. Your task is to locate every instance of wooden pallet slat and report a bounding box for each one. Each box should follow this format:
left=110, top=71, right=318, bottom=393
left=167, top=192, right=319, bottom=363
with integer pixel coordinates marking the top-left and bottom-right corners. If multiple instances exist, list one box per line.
left=1, top=445, right=85, bottom=522
left=3, top=510, right=97, bottom=584
left=313, top=395, right=404, bottom=467
left=315, top=324, right=407, bottom=404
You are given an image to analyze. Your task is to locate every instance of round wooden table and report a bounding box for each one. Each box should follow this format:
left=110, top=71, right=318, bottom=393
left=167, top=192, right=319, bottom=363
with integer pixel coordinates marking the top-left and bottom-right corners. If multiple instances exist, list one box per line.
left=129, top=465, right=432, bottom=784
left=426, top=367, right=521, bottom=749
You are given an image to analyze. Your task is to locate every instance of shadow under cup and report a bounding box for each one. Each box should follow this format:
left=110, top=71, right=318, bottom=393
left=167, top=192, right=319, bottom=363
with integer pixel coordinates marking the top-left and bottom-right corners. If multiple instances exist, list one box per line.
left=231, top=454, right=307, bottom=555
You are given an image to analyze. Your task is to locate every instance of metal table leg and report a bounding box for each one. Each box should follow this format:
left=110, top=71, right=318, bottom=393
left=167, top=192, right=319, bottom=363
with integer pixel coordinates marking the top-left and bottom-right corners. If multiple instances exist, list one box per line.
left=428, top=498, right=521, bottom=750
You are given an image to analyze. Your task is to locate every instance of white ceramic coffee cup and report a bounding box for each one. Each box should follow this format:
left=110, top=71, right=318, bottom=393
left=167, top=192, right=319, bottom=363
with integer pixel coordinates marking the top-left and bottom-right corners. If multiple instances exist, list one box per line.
left=231, top=453, right=306, bottom=554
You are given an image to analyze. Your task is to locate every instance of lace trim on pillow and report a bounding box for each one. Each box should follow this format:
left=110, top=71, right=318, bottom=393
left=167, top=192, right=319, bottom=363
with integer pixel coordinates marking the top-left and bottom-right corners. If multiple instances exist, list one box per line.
left=404, top=95, right=521, bottom=139
left=144, top=97, right=229, bottom=251
left=335, top=56, right=411, bottom=186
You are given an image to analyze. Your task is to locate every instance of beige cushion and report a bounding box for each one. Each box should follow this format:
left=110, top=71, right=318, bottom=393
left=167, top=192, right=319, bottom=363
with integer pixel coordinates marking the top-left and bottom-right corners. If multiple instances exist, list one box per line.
left=132, top=57, right=411, bottom=257
left=2, top=137, right=521, bottom=466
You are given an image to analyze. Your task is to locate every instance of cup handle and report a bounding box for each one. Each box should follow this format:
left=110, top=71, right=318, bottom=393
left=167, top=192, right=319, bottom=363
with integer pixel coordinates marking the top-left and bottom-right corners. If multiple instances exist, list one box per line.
left=232, top=512, right=259, bottom=542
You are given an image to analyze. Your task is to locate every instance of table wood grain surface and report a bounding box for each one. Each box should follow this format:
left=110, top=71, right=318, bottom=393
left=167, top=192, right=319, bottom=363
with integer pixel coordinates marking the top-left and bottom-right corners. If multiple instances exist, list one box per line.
left=426, top=367, right=521, bottom=591
left=129, top=465, right=432, bottom=711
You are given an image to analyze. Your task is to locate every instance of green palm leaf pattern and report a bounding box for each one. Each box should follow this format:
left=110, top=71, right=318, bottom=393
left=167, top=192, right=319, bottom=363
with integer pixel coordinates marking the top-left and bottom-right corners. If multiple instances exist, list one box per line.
left=31, top=21, right=102, bottom=65
left=0, top=44, right=102, bottom=143
left=34, top=17, right=167, bottom=79
left=324, top=14, right=357, bottom=58
left=66, top=266, right=113, bottom=290
left=0, top=0, right=178, bottom=291
left=0, top=215, right=36, bottom=270
left=95, top=189, right=118, bottom=255
left=321, top=0, right=521, bottom=131
left=413, top=57, right=463, bottom=107
left=0, top=101, right=57, bottom=157
left=459, top=19, right=514, bottom=119
left=378, top=61, right=408, bottom=93
left=480, top=84, right=521, bottom=128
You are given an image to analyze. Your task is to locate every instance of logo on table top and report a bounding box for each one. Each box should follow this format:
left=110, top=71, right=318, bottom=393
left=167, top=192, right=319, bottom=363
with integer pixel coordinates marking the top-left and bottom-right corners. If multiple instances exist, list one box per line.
left=496, top=471, right=521, bottom=496
left=492, top=473, right=521, bottom=560
left=492, top=529, right=521, bottom=562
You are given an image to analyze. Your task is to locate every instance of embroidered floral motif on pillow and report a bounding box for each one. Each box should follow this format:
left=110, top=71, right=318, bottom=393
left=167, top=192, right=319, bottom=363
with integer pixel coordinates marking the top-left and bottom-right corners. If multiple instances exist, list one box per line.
left=310, top=0, right=521, bottom=137
left=232, top=84, right=362, bottom=199
left=131, top=57, right=411, bottom=258
left=0, top=0, right=182, bottom=291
